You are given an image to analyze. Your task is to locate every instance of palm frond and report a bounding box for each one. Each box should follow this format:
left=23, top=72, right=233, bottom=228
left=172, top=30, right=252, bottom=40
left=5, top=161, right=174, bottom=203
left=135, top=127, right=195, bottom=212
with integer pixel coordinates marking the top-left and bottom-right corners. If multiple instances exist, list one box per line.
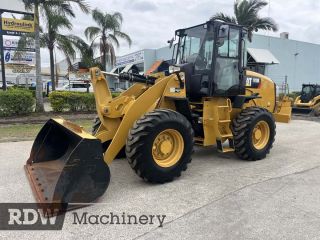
left=56, top=34, right=76, bottom=61
left=84, top=26, right=101, bottom=41
left=112, top=12, right=123, bottom=24
left=92, top=9, right=106, bottom=27
left=64, top=0, right=90, bottom=14
left=114, top=31, right=132, bottom=47
left=254, top=17, right=278, bottom=32
left=39, top=33, right=50, bottom=48
left=108, top=34, right=120, bottom=48
left=211, top=13, right=237, bottom=24
left=213, top=0, right=278, bottom=42
left=21, top=0, right=34, bottom=11
left=44, top=6, right=73, bottom=32
left=55, top=2, right=75, bottom=17
left=247, top=0, right=268, bottom=13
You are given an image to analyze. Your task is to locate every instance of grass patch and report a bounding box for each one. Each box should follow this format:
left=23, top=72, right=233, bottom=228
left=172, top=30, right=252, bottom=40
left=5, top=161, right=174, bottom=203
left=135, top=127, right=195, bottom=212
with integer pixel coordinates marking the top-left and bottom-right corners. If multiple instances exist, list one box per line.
left=0, top=119, right=93, bottom=142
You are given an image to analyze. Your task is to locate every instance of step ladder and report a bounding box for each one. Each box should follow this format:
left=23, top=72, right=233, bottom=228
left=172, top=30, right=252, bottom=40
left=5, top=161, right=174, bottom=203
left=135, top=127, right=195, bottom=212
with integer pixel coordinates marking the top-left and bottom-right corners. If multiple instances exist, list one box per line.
left=215, top=103, right=235, bottom=153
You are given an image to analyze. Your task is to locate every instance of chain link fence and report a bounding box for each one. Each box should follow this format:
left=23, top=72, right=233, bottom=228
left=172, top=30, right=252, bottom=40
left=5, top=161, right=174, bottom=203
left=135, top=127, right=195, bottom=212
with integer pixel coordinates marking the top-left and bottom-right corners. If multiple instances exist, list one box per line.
left=267, top=75, right=289, bottom=97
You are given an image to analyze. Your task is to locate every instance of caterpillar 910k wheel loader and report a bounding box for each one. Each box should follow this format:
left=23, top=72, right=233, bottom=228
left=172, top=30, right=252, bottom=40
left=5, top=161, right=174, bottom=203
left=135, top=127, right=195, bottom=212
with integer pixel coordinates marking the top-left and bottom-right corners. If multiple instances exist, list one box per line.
left=293, top=84, right=320, bottom=116
left=25, top=20, right=292, bottom=212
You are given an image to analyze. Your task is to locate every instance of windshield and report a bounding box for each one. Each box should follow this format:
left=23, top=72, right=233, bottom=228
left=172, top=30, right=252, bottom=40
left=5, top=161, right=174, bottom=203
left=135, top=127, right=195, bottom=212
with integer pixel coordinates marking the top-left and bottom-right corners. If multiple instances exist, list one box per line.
left=176, top=24, right=214, bottom=70
left=302, top=85, right=314, bottom=95
left=301, top=85, right=315, bottom=102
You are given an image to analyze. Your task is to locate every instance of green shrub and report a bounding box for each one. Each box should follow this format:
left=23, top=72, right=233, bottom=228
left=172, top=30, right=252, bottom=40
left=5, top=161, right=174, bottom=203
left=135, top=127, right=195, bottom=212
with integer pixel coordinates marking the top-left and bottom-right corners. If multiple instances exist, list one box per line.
left=288, top=91, right=301, bottom=100
left=279, top=91, right=300, bottom=102
left=0, top=89, right=35, bottom=117
left=49, top=91, right=96, bottom=112
left=12, top=86, right=46, bottom=98
left=112, top=92, right=120, bottom=98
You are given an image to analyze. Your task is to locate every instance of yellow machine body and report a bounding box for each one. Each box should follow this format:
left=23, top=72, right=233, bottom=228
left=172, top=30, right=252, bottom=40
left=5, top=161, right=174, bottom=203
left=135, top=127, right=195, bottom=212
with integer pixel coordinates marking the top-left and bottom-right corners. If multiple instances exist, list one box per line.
left=24, top=66, right=291, bottom=210
left=90, top=68, right=291, bottom=163
left=293, top=84, right=320, bottom=115
left=25, top=19, right=292, bottom=210
left=294, top=95, right=320, bottom=114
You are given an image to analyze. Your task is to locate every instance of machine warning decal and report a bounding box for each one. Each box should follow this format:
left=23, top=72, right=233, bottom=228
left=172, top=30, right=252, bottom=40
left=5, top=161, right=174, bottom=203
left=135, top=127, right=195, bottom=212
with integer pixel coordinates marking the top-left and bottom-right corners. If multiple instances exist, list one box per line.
left=246, top=77, right=261, bottom=88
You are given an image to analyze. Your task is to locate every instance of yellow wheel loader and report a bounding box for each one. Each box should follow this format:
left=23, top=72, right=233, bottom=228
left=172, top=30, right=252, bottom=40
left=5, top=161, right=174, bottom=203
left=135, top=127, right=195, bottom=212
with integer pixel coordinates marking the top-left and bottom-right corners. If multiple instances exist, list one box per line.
left=293, top=84, right=320, bottom=116
left=25, top=20, right=292, bottom=211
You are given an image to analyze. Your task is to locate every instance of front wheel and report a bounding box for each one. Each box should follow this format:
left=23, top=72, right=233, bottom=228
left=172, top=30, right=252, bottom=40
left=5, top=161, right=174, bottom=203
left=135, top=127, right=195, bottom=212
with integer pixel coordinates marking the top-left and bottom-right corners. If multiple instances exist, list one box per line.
left=232, top=107, right=276, bottom=161
left=126, top=109, right=194, bottom=183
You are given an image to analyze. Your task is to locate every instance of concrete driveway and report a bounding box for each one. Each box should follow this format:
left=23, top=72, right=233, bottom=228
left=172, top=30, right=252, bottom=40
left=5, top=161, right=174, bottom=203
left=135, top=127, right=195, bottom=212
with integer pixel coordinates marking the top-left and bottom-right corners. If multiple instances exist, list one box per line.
left=0, top=120, right=320, bottom=240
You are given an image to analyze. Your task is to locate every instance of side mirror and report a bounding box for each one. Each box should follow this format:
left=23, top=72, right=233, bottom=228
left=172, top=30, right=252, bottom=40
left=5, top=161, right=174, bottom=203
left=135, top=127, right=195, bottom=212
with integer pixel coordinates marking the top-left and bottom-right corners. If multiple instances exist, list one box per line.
left=217, top=25, right=229, bottom=47
left=167, top=38, right=174, bottom=49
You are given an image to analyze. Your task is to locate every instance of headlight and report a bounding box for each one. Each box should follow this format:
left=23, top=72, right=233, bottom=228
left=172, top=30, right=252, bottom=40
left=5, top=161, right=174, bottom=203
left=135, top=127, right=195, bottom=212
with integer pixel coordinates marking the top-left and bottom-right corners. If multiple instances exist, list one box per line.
left=169, top=66, right=181, bottom=74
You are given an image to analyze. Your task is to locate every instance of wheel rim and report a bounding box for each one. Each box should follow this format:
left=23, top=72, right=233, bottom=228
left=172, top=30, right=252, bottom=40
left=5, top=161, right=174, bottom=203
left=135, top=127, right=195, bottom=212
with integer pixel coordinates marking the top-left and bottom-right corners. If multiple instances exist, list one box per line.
left=152, top=129, right=184, bottom=168
left=252, top=121, right=270, bottom=150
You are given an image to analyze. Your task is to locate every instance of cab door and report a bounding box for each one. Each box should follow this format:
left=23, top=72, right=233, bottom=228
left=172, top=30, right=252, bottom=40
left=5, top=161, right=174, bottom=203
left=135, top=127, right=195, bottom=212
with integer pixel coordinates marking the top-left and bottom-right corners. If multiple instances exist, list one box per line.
left=213, top=25, right=242, bottom=96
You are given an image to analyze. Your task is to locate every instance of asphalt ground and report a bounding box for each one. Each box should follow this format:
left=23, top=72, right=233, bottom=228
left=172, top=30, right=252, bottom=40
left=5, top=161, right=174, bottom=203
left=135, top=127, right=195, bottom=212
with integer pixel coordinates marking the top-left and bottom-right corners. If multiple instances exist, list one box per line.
left=0, top=119, right=320, bottom=239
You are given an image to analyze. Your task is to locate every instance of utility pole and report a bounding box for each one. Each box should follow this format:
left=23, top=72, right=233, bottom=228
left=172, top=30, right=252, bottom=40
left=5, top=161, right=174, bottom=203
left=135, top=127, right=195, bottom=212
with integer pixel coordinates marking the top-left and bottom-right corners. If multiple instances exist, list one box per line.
left=0, top=11, right=7, bottom=91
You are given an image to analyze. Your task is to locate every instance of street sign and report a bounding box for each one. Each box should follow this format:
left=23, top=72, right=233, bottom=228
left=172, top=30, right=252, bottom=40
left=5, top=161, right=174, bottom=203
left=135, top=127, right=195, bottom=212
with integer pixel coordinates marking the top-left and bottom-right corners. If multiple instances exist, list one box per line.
left=4, top=63, right=36, bottom=78
left=2, top=18, right=34, bottom=33
left=3, top=38, right=35, bottom=52
left=0, top=10, right=35, bottom=90
left=3, top=50, right=35, bottom=65
left=115, top=51, right=144, bottom=67
left=1, top=30, right=27, bottom=36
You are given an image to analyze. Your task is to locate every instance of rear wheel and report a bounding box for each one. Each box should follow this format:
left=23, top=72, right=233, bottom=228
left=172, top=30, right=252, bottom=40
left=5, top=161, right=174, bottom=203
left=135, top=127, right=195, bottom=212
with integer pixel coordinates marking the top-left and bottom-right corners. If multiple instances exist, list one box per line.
left=126, top=109, right=194, bottom=183
left=312, top=104, right=320, bottom=117
left=232, top=107, right=276, bottom=161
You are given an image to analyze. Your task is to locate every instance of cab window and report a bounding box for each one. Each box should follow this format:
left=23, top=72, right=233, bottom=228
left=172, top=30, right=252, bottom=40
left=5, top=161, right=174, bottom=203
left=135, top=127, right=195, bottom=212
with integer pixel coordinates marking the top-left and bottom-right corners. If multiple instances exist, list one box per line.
left=215, top=27, right=241, bottom=95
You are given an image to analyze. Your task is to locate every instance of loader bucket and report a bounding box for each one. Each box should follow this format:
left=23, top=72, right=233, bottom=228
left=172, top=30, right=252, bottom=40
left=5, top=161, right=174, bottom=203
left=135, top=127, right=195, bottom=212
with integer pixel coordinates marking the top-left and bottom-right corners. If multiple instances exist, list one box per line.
left=25, top=118, right=110, bottom=212
left=273, top=96, right=292, bottom=123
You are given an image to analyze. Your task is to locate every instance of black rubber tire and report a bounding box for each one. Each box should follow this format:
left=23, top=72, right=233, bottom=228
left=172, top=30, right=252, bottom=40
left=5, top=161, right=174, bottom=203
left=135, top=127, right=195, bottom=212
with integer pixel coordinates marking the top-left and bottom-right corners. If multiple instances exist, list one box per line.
left=126, top=109, right=194, bottom=183
left=232, top=107, right=276, bottom=161
left=92, top=116, right=126, bottom=159
left=312, top=104, right=320, bottom=117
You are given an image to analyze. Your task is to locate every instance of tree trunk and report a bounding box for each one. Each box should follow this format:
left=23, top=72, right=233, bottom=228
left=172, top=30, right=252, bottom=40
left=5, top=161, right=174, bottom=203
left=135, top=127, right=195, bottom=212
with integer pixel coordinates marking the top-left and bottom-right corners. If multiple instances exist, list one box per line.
left=49, top=47, right=56, bottom=91
left=101, top=35, right=107, bottom=71
left=34, top=3, right=44, bottom=112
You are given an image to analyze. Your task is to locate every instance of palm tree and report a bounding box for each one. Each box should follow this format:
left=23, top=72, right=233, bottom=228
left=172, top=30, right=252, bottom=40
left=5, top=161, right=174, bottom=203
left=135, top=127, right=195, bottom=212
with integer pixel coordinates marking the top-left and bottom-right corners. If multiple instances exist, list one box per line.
left=85, top=9, right=132, bottom=71
left=41, top=7, right=77, bottom=91
left=22, top=0, right=89, bottom=111
left=212, top=0, right=278, bottom=41
left=67, top=35, right=103, bottom=69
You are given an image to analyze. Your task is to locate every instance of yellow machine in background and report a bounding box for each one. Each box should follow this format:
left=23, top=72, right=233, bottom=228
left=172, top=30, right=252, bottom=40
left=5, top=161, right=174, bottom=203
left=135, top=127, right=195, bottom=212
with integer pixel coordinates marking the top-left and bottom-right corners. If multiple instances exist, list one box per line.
left=293, top=84, right=320, bottom=116
left=25, top=20, right=292, bottom=211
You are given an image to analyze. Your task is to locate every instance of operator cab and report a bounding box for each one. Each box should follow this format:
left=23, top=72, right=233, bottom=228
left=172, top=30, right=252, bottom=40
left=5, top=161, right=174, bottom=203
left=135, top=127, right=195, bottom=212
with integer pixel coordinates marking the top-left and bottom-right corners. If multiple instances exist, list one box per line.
left=170, top=20, right=247, bottom=100
left=300, top=84, right=320, bottom=103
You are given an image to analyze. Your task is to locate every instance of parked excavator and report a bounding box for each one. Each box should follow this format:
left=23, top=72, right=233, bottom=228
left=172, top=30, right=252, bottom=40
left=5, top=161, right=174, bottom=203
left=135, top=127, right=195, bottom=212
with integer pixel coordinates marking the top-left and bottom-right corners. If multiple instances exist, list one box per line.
left=25, top=20, right=292, bottom=211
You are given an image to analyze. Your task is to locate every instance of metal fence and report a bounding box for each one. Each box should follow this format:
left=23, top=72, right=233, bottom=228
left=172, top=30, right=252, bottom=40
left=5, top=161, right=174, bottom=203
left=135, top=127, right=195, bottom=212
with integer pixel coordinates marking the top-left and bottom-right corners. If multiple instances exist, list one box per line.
left=267, top=75, right=290, bottom=96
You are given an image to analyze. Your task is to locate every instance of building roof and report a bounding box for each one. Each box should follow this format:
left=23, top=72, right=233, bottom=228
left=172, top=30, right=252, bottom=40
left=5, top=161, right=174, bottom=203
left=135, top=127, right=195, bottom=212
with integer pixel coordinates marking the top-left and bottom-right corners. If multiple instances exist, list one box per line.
left=247, top=48, right=280, bottom=64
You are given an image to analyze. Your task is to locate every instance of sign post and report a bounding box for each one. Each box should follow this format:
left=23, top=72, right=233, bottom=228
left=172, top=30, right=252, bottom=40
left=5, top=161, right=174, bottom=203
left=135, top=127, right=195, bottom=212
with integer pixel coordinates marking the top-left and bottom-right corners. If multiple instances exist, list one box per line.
left=0, top=11, right=6, bottom=90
